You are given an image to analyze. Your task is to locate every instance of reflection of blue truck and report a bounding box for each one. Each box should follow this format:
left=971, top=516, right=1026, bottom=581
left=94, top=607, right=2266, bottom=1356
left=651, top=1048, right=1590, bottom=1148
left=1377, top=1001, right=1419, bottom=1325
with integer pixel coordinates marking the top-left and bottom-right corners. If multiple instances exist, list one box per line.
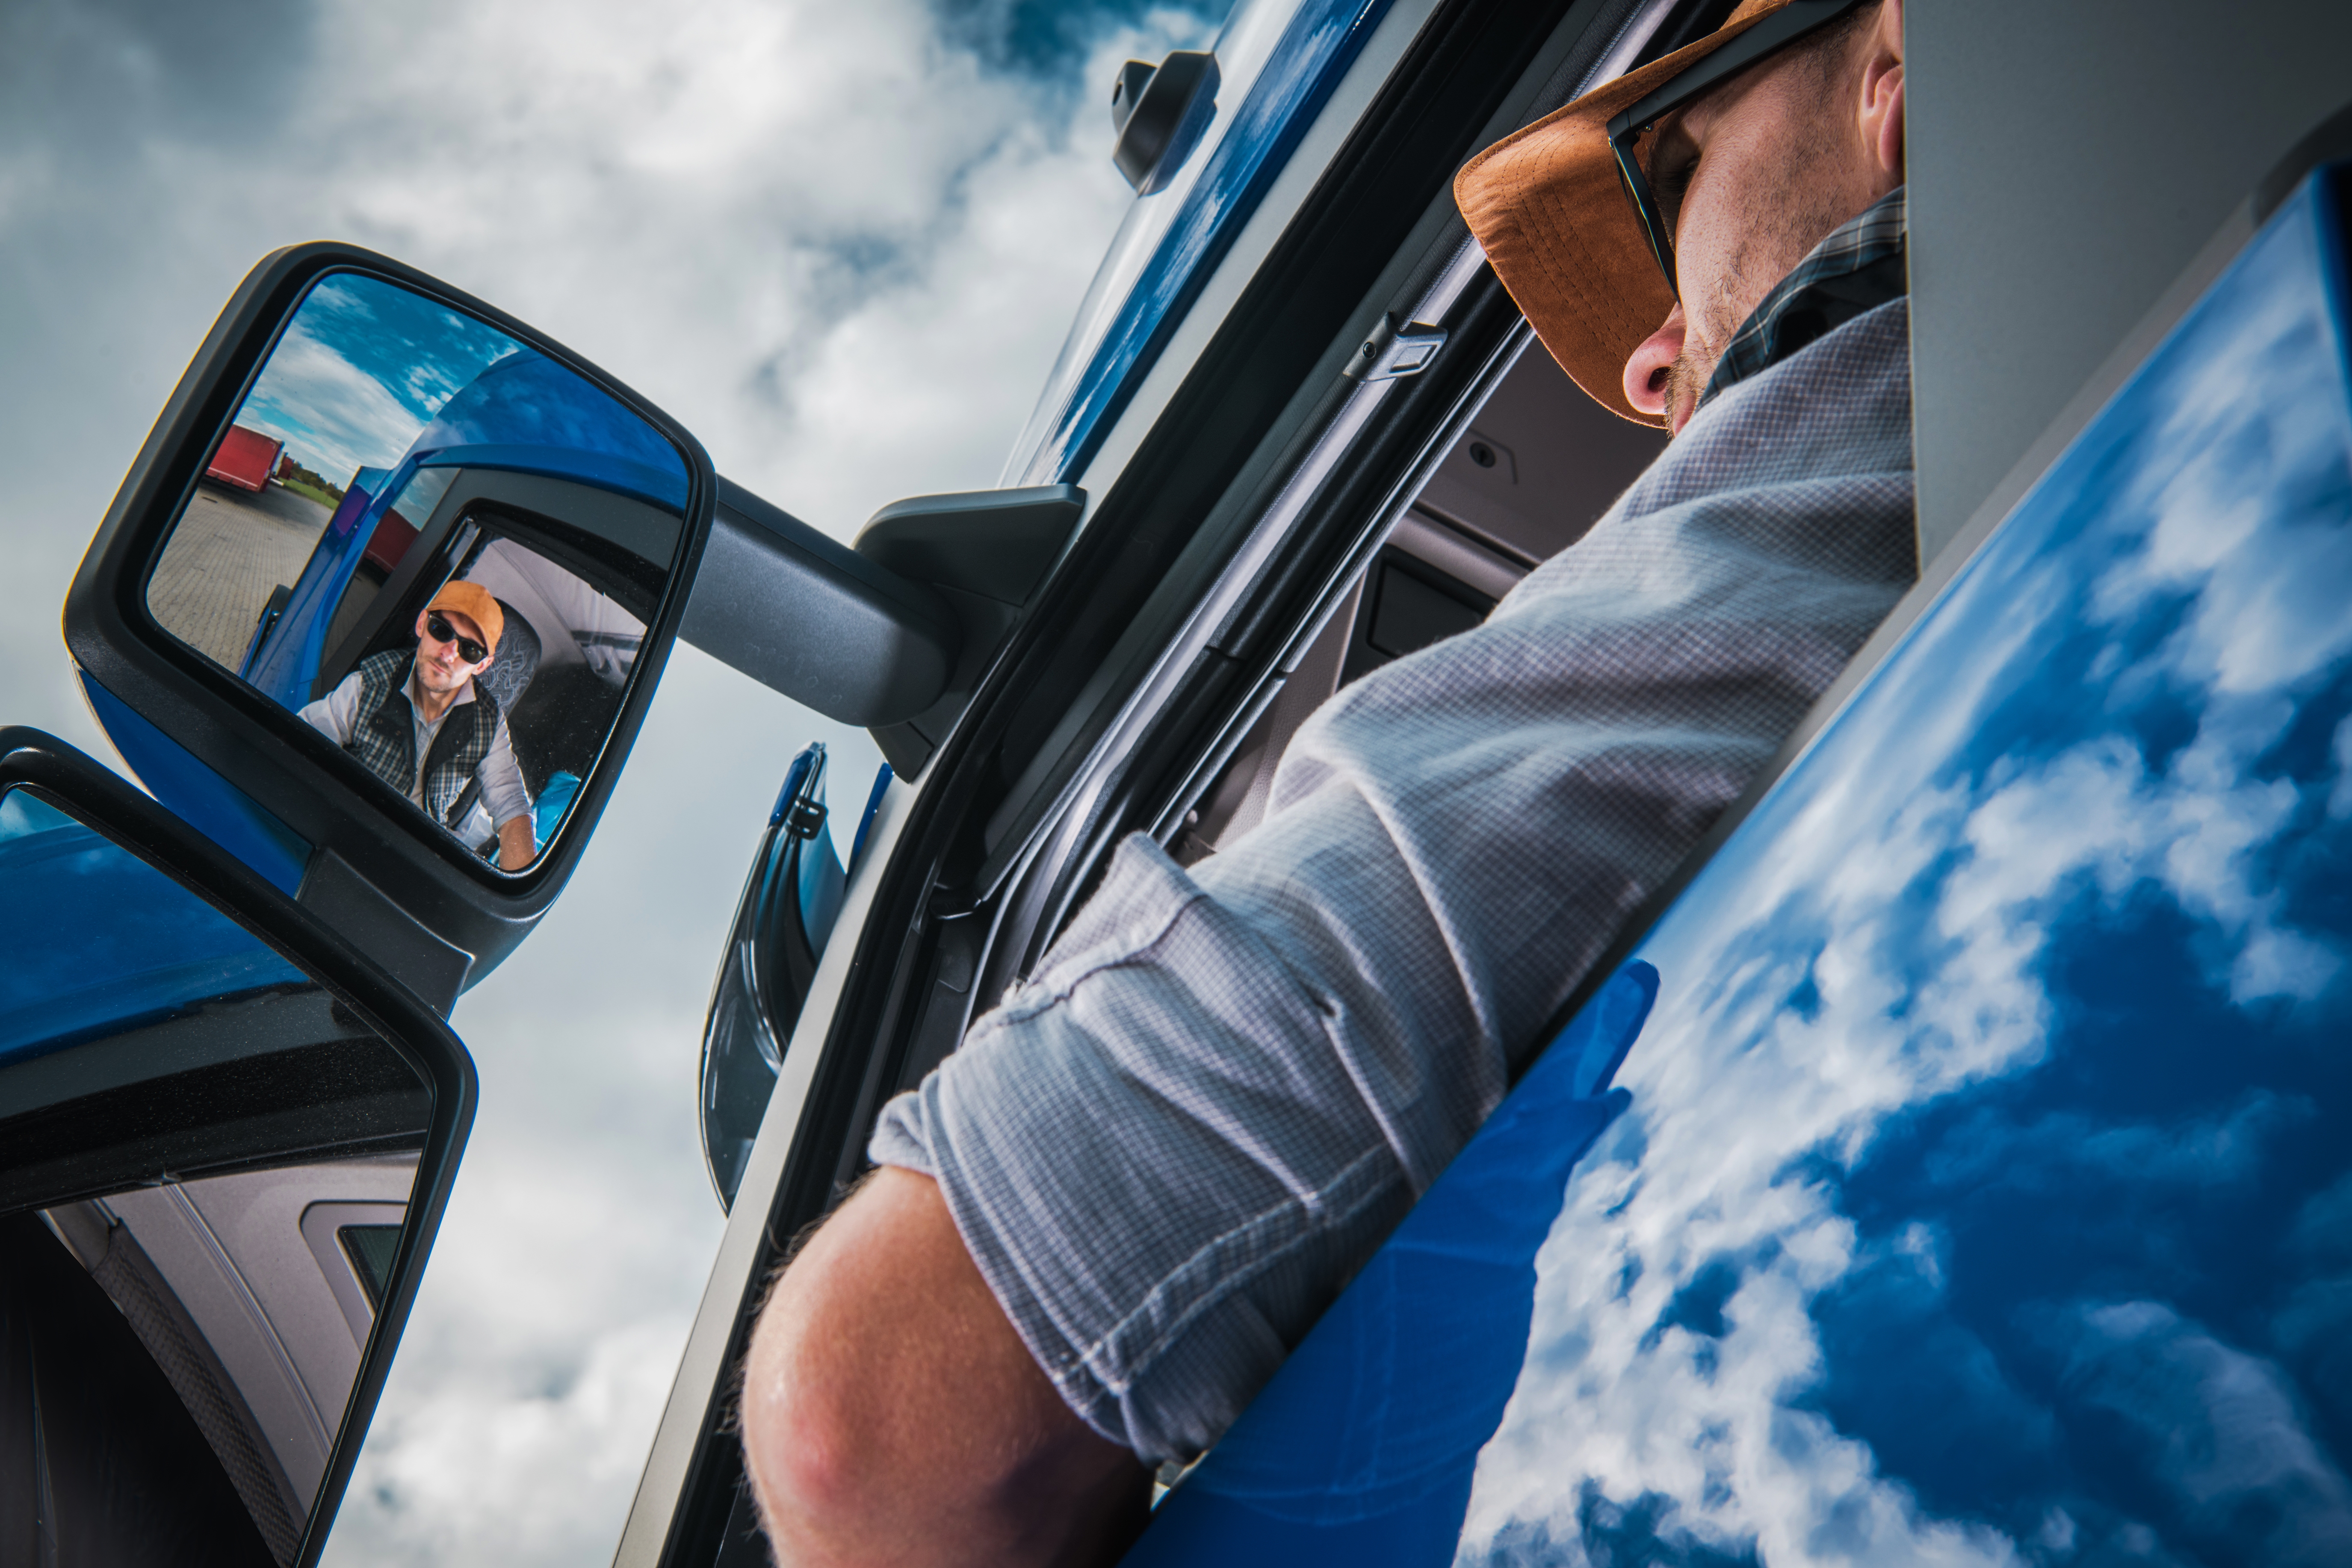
left=241, top=350, right=686, bottom=712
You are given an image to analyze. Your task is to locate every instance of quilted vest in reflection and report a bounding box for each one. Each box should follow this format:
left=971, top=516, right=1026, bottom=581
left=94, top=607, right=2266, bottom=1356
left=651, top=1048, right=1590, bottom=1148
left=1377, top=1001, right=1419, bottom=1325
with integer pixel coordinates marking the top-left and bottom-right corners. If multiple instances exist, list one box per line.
left=344, top=649, right=499, bottom=826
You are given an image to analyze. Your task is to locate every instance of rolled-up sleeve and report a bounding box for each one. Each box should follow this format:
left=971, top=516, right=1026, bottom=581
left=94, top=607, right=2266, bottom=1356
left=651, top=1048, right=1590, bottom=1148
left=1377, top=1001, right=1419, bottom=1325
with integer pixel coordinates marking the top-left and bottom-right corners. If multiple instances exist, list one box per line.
left=296, top=673, right=362, bottom=746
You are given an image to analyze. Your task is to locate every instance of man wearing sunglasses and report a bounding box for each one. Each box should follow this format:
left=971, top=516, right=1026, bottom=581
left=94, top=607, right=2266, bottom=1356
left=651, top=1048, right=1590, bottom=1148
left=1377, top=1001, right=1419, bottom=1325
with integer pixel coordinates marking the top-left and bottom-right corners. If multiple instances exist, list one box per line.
left=296, top=579, right=537, bottom=870
left=745, top=3, right=1912, bottom=1564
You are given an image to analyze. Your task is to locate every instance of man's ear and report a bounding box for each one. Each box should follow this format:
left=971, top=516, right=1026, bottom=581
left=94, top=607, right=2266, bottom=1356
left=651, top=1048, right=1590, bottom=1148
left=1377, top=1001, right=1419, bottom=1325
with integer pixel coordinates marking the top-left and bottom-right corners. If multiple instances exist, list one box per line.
left=414, top=607, right=430, bottom=641
left=1860, top=0, right=1904, bottom=179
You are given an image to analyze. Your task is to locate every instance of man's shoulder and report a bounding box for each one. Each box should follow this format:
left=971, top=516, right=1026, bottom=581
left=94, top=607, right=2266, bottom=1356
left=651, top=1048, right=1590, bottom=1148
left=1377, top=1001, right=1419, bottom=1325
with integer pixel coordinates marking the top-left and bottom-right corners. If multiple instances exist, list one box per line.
left=1502, top=299, right=1915, bottom=611
left=354, top=648, right=412, bottom=685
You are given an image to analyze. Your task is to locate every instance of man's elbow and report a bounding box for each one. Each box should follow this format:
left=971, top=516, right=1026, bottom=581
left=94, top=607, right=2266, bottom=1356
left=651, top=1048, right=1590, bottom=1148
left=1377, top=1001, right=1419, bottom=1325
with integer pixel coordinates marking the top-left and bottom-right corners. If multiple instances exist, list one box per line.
left=739, top=1274, right=888, bottom=1540
left=735, top=1169, right=989, bottom=1560
left=733, top=1166, right=1152, bottom=1568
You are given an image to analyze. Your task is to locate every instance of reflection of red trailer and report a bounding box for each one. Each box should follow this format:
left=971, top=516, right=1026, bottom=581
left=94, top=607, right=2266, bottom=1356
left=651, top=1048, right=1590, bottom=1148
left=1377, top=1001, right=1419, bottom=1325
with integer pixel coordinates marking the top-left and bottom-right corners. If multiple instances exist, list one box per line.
left=362, top=511, right=421, bottom=574
left=206, top=425, right=283, bottom=493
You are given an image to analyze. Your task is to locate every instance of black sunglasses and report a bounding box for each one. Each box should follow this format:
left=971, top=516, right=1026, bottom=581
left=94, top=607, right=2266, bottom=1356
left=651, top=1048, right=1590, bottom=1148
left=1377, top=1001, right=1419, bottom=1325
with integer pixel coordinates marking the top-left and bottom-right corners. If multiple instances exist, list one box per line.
left=1605, top=0, right=1869, bottom=298
left=426, top=612, right=489, bottom=664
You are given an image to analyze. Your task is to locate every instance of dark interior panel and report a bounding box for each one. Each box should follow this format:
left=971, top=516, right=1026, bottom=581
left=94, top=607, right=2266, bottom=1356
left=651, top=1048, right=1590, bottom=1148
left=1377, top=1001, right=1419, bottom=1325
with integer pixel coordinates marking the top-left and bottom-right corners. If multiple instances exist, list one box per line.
left=0, top=1214, right=275, bottom=1568
left=1415, top=336, right=1666, bottom=564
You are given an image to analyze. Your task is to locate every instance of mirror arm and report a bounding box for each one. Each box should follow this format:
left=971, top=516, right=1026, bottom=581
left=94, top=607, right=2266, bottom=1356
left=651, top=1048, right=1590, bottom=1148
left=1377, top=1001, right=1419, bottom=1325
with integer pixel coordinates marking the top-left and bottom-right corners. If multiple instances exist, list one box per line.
left=680, top=480, right=961, bottom=726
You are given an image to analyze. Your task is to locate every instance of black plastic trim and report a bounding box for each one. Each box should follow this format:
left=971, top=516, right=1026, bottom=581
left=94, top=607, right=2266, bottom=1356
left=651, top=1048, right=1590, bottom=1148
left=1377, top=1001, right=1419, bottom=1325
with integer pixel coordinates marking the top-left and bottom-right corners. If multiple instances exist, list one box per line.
left=681, top=479, right=959, bottom=728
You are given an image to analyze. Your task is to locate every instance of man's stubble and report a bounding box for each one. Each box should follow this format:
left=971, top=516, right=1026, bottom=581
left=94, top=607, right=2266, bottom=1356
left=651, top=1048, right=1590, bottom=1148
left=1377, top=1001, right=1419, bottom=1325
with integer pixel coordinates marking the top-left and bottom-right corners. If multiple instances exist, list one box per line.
left=1663, top=96, right=1869, bottom=426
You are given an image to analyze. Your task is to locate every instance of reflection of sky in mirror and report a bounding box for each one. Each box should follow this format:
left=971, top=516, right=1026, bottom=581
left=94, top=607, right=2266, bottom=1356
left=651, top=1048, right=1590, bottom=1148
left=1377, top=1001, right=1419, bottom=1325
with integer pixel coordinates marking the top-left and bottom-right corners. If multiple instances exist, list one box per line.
left=234, top=275, right=520, bottom=488
left=1447, top=181, right=2352, bottom=1567
left=0, top=788, right=306, bottom=1066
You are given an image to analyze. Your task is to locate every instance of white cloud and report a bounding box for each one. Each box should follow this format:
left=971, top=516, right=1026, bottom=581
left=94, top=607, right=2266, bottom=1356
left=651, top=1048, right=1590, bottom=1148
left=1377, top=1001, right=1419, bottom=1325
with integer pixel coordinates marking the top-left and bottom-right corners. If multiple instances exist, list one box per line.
left=239, top=322, right=431, bottom=482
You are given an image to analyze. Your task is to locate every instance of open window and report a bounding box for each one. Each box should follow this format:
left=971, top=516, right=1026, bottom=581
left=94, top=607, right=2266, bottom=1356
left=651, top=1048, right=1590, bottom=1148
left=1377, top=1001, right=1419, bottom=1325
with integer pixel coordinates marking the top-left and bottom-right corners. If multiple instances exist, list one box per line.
left=1176, top=339, right=1664, bottom=861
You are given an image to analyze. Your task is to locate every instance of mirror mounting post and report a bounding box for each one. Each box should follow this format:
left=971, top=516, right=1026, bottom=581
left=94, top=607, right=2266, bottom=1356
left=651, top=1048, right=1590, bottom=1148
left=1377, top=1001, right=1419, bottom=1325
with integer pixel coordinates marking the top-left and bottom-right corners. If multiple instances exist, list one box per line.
left=851, top=484, right=1087, bottom=780
left=299, top=850, right=472, bottom=1016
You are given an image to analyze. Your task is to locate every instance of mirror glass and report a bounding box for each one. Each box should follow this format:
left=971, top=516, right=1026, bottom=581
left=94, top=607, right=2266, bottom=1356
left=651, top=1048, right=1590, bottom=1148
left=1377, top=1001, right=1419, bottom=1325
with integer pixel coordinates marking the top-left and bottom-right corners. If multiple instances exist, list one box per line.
left=143, top=272, right=690, bottom=871
left=0, top=785, right=436, bottom=1565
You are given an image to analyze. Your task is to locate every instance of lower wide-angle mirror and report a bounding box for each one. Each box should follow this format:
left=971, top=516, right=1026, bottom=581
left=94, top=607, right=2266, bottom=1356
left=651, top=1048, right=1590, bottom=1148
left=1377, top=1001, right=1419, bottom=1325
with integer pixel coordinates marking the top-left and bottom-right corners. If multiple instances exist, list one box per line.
left=0, top=729, right=473, bottom=1567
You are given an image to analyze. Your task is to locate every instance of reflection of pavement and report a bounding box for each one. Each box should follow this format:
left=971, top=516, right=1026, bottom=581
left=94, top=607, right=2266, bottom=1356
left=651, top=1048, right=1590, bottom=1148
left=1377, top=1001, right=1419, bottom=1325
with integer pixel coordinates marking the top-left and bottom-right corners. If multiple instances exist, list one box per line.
left=148, top=481, right=333, bottom=670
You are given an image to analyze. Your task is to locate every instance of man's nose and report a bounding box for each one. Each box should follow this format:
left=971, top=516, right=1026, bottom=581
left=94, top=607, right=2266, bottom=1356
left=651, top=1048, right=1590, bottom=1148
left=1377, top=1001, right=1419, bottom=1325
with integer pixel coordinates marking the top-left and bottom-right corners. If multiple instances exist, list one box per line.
left=1622, top=303, right=1687, bottom=423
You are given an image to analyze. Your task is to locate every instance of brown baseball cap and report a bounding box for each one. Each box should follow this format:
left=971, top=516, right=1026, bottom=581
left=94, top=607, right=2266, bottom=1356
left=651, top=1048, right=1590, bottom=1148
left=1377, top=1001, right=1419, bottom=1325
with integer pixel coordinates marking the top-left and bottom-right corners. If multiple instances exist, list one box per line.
left=1454, top=0, right=1799, bottom=425
left=427, top=579, right=503, bottom=656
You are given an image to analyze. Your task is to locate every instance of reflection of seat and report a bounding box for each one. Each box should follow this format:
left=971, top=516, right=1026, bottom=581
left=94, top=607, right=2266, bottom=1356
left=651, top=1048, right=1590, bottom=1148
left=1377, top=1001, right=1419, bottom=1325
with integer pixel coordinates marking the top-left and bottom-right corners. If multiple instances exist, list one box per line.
left=439, top=598, right=539, bottom=831
left=473, top=597, right=541, bottom=720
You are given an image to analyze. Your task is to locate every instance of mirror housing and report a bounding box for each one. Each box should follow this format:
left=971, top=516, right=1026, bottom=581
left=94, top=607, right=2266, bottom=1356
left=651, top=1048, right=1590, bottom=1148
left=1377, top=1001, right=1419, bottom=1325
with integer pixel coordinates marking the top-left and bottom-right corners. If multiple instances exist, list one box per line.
left=63, top=243, right=717, bottom=1010
left=0, top=726, right=473, bottom=1565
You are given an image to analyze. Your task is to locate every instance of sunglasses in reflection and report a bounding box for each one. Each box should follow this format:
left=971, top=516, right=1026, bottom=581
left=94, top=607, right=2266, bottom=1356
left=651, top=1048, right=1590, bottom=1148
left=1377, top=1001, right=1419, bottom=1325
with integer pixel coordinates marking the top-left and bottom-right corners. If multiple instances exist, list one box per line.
left=425, top=613, right=490, bottom=664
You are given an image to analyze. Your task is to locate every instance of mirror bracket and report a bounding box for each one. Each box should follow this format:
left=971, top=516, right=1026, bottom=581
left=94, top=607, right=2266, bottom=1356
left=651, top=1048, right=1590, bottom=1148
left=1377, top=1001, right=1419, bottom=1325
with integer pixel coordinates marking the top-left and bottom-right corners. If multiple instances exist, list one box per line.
left=851, top=484, right=1087, bottom=779
left=297, top=850, right=473, bottom=1016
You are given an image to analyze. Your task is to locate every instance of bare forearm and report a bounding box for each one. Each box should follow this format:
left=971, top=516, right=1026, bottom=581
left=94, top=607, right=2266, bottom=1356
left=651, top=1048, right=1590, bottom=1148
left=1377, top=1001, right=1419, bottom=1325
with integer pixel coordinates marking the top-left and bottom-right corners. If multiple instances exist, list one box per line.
left=496, top=817, right=534, bottom=869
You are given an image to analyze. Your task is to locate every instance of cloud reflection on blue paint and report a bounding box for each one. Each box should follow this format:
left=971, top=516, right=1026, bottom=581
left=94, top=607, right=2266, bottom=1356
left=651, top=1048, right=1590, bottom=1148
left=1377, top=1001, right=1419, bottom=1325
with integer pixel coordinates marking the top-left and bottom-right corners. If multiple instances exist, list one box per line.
left=1450, top=170, right=2352, bottom=1567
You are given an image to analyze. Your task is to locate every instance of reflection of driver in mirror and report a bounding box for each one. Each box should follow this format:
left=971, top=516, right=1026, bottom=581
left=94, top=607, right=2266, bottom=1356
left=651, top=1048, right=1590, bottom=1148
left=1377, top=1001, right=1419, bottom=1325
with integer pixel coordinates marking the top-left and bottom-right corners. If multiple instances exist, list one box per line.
left=296, top=580, right=536, bottom=869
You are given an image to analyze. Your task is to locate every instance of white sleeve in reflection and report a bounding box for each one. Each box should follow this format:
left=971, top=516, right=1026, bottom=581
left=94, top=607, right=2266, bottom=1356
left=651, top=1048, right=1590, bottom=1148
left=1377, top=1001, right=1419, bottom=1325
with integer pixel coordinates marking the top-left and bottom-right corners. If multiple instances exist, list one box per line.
left=296, top=671, right=364, bottom=746
left=475, top=716, right=534, bottom=827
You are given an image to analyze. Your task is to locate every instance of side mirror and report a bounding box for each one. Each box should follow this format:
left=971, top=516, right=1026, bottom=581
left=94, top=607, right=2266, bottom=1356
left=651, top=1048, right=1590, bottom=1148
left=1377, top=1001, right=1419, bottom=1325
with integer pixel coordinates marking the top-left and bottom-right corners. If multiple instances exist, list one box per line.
left=65, top=244, right=718, bottom=1010
left=697, top=742, right=852, bottom=1211
left=0, top=727, right=473, bottom=1566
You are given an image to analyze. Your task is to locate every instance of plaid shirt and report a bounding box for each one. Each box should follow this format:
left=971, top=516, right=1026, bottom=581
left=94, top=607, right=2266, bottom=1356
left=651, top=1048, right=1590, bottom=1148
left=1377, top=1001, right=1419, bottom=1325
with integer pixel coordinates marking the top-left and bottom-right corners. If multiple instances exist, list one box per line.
left=1703, top=184, right=1907, bottom=405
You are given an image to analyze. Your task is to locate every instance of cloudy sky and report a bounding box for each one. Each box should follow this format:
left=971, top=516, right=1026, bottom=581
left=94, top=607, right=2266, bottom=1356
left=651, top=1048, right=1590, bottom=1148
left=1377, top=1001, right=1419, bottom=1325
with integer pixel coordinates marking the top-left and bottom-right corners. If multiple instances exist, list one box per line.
left=0, top=0, right=1220, bottom=1560
left=238, top=274, right=523, bottom=485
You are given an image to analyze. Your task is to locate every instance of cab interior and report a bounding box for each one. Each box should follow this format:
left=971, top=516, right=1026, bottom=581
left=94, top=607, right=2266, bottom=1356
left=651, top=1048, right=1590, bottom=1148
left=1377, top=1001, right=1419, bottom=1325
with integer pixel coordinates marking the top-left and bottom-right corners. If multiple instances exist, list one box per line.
left=1175, top=340, right=1667, bottom=861
left=318, top=489, right=659, bottom=833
